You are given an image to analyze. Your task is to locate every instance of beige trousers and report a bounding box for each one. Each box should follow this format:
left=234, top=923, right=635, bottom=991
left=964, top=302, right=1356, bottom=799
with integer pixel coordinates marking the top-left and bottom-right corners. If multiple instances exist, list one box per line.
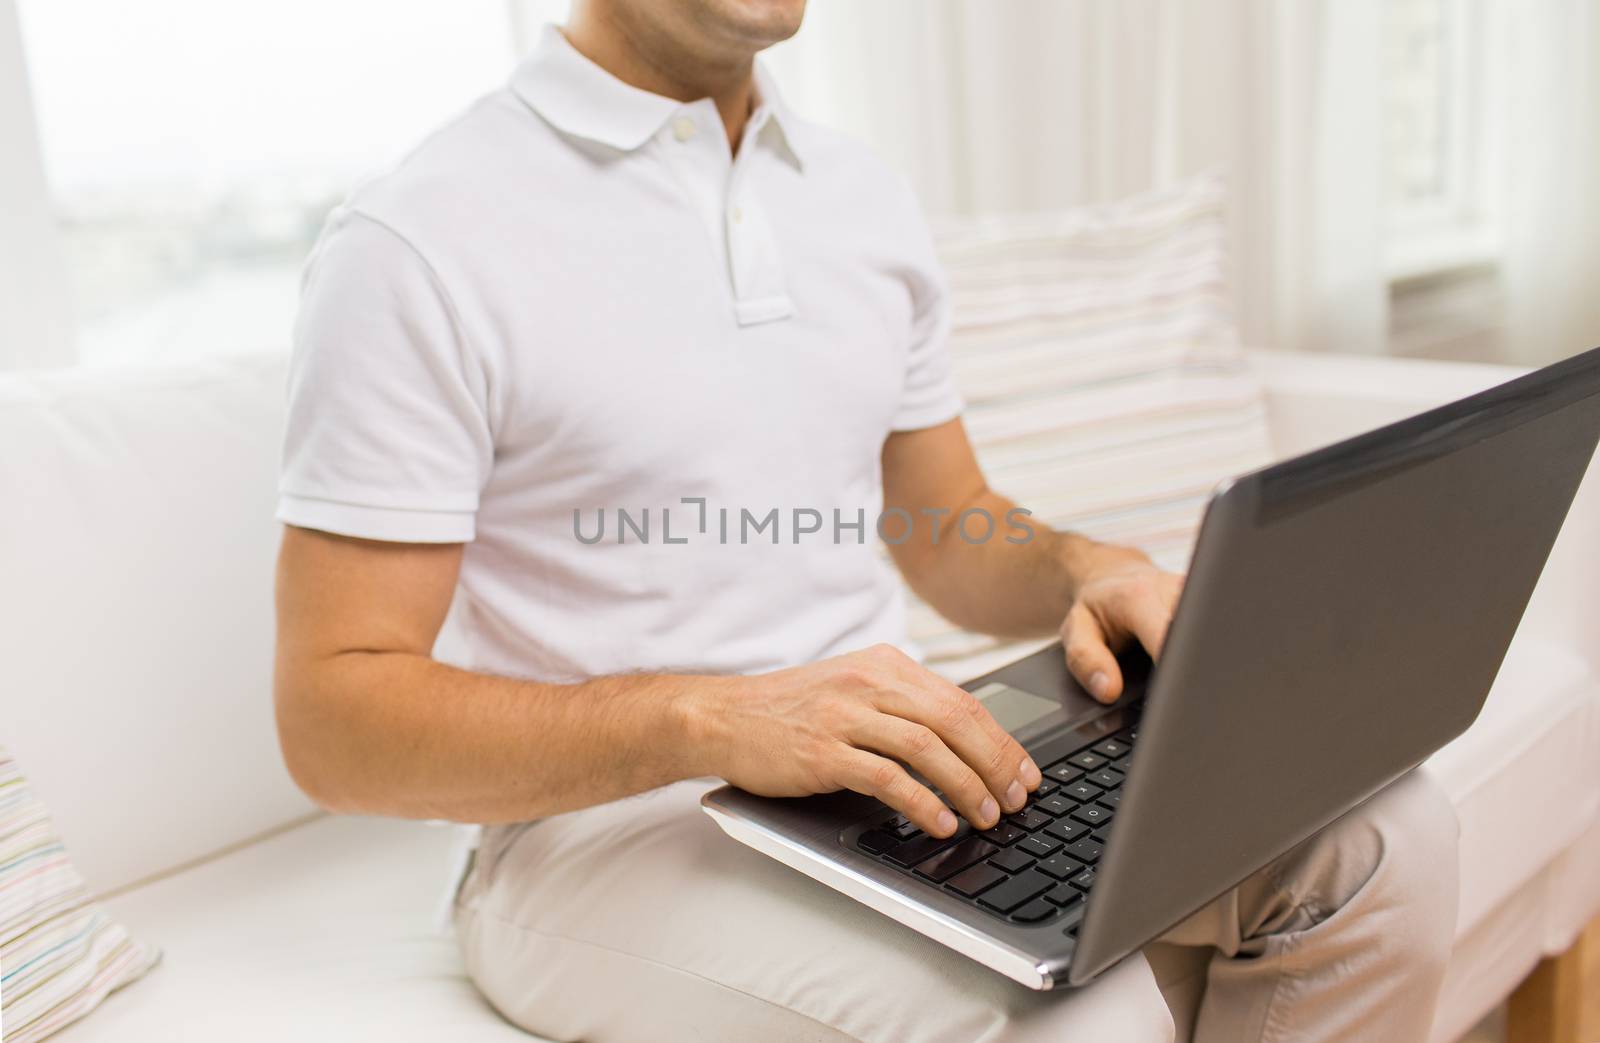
left=456, top=771, right=1458, bottom=1043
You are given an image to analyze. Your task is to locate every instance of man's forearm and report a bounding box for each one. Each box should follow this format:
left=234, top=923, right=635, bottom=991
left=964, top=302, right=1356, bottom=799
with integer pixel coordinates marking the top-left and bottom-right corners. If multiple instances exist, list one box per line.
left=275, top=653, right=726, bottom=823
left=896, top=488, right=1144, bottom=638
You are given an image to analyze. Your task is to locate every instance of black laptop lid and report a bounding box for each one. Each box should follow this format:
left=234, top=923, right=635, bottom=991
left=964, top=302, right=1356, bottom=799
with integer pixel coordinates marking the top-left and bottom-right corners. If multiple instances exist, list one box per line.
left=1069, top=346, right=1600, bottom=984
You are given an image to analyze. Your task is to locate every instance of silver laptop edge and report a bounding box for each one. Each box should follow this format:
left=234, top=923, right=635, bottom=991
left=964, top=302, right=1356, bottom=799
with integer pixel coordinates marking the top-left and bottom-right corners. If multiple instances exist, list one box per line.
left=700, top=676, right=1134, bottom=989
left=701, top=802, right=1061, bottom=988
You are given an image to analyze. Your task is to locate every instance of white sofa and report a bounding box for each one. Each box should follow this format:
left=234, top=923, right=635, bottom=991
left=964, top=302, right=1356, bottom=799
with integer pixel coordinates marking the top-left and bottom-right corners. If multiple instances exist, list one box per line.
left=3, top=348, right=1596, bottom=1043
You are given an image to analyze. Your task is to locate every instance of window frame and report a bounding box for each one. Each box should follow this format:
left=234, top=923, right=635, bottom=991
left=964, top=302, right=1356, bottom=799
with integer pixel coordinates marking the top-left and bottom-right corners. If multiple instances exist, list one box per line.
left=0, top=0, right=75, bottom=368
left=1383, top=0, right=1508, bottom=282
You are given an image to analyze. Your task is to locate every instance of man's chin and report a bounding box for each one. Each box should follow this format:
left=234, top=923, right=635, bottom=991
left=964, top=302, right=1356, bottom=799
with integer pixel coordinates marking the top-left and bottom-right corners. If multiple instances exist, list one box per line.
left=702, top=0, right=807, bottom=49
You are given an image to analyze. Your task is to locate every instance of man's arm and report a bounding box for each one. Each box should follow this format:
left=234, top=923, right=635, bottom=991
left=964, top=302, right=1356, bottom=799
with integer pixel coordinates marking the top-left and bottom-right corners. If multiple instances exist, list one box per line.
left=274, top=525, right=1042, bottom=832
left=881, top=418, right=1184, bottom=703
left=273, top=527, right=702, bottom=822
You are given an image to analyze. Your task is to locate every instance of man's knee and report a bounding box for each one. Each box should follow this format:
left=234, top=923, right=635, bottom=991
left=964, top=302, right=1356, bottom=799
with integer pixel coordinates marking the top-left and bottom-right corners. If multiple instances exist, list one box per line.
left=1356, top=768, right=1459, bottom=868
left=1290, top=768, right=1460, bottom=961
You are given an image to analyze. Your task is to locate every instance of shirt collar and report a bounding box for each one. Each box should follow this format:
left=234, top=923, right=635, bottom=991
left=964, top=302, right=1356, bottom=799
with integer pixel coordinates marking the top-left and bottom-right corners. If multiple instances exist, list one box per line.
left=751, top=59, right=806, bottom=171
left=512, top=25, right=806, bottom=170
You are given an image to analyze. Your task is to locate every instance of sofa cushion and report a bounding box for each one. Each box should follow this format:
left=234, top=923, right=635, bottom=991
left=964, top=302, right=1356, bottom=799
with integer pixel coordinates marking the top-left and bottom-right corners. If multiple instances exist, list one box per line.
left=0, top=354, right=311, bottom=896
left=0, top=747, right=160, bottom=1042
left=915, top=175, right=1274, bottom=676
left=48, top=816, right=538, bottom=1043
left=1424, top=635, right=1600, bottom=935
left=1420, top=635, right=1600, bottom=1043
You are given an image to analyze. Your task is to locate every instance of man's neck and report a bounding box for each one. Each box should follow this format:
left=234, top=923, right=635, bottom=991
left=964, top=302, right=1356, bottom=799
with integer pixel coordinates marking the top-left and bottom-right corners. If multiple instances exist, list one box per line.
left=563, top=11, right=757, bottom=154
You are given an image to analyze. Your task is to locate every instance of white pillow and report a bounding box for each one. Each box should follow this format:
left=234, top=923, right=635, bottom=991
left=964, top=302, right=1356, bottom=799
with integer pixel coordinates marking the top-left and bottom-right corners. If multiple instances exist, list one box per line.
left=0, top=747, right=160, bottom=1042
left=912, top=174, right=1274, bottom=679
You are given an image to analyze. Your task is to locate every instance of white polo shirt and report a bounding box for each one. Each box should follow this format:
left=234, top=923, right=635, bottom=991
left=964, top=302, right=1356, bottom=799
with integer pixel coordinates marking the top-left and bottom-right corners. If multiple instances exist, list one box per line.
left=278, top=26, right=963, bottom=682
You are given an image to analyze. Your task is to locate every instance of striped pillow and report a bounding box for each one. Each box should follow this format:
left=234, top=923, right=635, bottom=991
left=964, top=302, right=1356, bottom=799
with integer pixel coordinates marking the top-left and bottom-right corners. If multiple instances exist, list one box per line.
left=911, top=174, right=1273, bottom=678
left=0, top=747, right=159, bottom=1042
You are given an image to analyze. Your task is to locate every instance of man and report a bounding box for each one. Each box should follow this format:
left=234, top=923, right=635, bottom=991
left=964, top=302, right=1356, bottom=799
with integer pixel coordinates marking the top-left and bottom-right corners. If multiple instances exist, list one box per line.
left=273, top=1, right=1459, bottom=1039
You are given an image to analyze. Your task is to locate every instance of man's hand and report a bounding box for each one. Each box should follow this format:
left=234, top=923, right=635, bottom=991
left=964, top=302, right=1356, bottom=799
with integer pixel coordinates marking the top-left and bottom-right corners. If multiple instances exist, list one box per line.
left=689, top=644, right=1042, bottom=838
left=1059, top=546, right=1185, bottom=704
left=880, top=419, right=1185, bottom=698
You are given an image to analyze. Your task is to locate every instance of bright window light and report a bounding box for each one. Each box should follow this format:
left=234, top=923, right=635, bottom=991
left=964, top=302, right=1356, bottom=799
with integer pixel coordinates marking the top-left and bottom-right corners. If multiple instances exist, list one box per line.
left=16, top=1, right=528, bottom=363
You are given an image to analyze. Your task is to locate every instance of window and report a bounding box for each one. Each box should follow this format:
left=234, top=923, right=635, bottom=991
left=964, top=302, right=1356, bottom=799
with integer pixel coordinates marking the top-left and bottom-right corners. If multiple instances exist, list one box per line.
left=1380, top=0, right=1506, bottom=281
left=14, top=1, right=539, bottom=364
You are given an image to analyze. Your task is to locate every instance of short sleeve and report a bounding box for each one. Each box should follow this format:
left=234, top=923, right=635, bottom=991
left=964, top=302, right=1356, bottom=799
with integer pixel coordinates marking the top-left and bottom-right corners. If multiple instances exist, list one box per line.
left=277, top=210, right=493, bottom=543
left=891, top=202, right=965, bottom=432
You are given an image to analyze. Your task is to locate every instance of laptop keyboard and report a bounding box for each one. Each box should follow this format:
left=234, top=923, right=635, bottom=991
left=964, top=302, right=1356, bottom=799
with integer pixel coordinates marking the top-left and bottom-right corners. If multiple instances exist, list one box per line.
left=851, top=724, right=1136, bottom=929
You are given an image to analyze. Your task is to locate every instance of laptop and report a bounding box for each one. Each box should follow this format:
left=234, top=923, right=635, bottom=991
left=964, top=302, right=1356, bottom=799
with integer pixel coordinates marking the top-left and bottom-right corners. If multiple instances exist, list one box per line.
left=702, top=345, right=1600, bottom=989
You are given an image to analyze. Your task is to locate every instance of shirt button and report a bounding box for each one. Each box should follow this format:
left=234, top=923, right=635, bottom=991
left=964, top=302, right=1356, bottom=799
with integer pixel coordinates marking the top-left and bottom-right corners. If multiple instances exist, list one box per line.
left=731, top=205, right=744, bottom=224
left=672, top=117, right=696, bottom=142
